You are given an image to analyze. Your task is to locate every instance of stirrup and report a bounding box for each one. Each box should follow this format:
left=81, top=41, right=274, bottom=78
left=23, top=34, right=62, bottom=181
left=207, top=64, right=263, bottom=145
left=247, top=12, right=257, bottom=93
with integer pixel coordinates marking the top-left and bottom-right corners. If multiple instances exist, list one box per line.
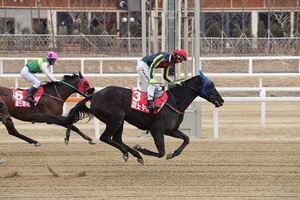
left=25, top=97, right=34, bottom=103
left=147, top=100, right=160, bottom=110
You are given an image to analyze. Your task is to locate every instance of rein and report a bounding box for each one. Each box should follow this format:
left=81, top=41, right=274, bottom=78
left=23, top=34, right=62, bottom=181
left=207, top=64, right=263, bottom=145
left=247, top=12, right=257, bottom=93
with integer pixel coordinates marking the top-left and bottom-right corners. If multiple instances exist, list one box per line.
left=44, top=79, right=88, bottom=102
left=164, top=79, right=203, bottom=115
left=164, top=91, right=184, bottom=115
left=184, top=83, right=201, bottom=95
left=61, top=80, right=87, bottom=97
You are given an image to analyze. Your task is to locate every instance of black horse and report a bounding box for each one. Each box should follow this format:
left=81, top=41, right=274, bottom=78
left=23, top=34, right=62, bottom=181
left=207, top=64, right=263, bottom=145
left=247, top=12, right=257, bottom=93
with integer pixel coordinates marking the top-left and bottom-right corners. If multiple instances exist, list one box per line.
left=0, top=72, right=95, bottom=146
left=41, top=71, right=224, bottom=164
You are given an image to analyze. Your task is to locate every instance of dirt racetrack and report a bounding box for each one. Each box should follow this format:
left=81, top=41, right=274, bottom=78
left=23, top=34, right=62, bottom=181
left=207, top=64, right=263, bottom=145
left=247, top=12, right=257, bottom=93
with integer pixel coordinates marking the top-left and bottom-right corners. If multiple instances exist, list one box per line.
left=0, top=102, right=299, bottom=200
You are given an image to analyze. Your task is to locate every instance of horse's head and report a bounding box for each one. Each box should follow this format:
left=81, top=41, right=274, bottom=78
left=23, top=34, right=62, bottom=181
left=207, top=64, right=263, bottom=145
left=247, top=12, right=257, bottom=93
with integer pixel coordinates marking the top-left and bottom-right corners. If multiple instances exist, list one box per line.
left=198, top=71, right=224, bottom=107
left=62, top=71, right=94, bottom=96
left=77, top=71, right=95, bottom=96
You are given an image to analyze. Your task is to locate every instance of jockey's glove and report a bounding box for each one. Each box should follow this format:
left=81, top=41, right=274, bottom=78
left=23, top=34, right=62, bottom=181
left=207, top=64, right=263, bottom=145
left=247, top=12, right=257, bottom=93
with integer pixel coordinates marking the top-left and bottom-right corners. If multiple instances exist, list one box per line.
left=53, top=80, right=62, bottom=84
left=172, top=81, right=182, bottom=86
left=149, top=79, right=155, bottom=85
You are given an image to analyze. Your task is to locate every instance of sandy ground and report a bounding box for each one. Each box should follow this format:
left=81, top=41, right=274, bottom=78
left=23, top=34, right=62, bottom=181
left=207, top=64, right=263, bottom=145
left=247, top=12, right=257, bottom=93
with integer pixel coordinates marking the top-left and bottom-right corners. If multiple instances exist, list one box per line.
left=0, top=102, right=299, bottom=200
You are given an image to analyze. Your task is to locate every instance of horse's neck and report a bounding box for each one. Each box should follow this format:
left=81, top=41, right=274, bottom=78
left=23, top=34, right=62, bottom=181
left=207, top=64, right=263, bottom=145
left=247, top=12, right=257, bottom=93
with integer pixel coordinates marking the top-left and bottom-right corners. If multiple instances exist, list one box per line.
left=168, top=84, right=199, bottom=112
left=174, top=91, right=198, bottom=111
left=45, top=82, right=77, bottom=101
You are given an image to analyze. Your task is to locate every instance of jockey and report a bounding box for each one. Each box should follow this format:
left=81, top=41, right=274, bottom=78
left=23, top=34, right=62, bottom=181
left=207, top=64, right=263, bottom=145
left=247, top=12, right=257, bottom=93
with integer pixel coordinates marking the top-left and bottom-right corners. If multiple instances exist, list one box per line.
left=20, top=51, right=60, bottom=103
left=136, top=48, right=187, bottom=110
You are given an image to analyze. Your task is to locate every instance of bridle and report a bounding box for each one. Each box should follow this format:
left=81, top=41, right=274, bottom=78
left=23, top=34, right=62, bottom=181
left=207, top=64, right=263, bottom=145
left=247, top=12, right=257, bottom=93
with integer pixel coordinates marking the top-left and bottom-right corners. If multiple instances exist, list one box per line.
left=45, top=75, right=92, bottom=102
left=165, top=80, right=202, bottom=115
left=165, top=76, right=212, bottom=114
left=61, top=77, right=89, bottom=97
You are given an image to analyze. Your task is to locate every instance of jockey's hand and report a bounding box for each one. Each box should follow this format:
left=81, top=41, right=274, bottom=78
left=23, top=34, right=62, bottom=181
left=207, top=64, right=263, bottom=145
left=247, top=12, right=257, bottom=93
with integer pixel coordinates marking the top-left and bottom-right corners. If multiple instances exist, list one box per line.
left=172, top=81, right=182, bottom=86
left=149, top=79, right=155, bottom=85
left=52, top=80, right=61, bottom=84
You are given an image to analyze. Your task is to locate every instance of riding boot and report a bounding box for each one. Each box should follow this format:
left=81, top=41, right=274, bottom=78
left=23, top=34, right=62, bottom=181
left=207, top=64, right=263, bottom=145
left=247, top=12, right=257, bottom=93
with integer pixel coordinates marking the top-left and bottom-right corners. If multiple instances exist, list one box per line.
left=25, top=87, right=38, bottom=103
left=147, top=100, right=160, bottom=110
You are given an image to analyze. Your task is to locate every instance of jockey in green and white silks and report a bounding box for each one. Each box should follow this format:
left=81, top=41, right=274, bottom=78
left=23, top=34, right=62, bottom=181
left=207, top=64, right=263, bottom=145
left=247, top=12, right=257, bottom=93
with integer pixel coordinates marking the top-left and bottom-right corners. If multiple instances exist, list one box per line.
left=20, top=51, right=60, bottom=103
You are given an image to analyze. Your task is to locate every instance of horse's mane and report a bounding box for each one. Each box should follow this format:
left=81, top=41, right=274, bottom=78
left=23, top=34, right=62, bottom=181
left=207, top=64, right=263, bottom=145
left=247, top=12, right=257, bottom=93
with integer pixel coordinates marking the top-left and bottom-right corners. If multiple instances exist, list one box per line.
left=167, top=75, right=200, bottom=97
left=43, top=73, right=78, bottom=87
left=62, top=73, right=79, bottom=80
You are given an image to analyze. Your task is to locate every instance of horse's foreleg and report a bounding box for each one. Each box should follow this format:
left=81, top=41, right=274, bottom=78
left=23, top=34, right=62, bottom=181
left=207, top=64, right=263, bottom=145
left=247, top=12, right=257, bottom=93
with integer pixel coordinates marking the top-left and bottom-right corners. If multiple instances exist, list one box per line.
left=133, top=131, right=166, bottom=158
left=165, top=129, right=189, bottom=159
left=2, top=117, right=40, bottom=147
left=64, top=126, right=71, bottom=145
left=62, top=124, right=95, bottom=145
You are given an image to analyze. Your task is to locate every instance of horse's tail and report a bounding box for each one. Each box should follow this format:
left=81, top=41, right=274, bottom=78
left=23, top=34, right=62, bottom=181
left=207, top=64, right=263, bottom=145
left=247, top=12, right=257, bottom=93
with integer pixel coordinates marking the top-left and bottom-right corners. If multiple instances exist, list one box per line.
left=67, top=96, right=94, bottom=124
left=34, top=96, right=94, bottom=126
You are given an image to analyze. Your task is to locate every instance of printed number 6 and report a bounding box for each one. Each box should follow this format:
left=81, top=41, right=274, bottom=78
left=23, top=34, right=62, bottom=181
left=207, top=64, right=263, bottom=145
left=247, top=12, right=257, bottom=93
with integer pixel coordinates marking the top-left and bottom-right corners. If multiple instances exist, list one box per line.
left=14, top=91, right=24, bottom=100
left=132, top=91, right=141, bottom=101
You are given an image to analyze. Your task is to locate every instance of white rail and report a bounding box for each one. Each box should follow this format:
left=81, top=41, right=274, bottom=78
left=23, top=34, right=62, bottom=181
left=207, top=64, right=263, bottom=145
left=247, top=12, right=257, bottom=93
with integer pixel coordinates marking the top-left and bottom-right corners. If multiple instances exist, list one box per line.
left=195, top=96, right=300, bottom=139
left=1, top=56, right=300, bottom=74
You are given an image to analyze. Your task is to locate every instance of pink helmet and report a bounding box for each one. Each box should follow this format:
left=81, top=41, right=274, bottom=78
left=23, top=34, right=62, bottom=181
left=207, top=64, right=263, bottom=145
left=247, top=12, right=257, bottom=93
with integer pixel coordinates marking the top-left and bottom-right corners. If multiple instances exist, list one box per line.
left=46, top=51, right=58, bottom=60
left=173, top=49, right=187, bottom=61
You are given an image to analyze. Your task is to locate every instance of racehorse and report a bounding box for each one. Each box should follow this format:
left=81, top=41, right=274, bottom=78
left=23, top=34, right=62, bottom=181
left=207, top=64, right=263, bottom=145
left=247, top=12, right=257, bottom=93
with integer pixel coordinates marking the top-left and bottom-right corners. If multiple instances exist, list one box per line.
left=0, top=71, right=95, bottom=147
left=40, top=71, right=224, bottom=164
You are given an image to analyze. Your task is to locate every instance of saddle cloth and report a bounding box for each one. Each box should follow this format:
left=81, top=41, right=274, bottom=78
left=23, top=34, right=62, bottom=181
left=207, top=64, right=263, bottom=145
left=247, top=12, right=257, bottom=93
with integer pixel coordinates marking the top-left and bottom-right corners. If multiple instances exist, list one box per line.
left=12, top=87, right=44, bottom=107
left=130, top=88, right=168, bottom=114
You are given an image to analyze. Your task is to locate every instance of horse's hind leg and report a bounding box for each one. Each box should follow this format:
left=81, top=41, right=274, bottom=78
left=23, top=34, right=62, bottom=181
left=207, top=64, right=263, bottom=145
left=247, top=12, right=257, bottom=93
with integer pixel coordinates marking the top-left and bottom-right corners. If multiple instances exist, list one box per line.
left=100, top=121, right=134, bottom=163
left=112, top=123, right=144, bottom=165
left=63, top=124, right=95, bottom=145
left=1, top=116, right=40, bottom=147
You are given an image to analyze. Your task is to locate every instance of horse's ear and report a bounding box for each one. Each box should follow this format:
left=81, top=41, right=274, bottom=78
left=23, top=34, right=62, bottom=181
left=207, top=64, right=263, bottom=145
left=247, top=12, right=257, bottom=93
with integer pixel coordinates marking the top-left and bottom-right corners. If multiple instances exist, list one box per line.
left=79, top=71, right=83, bottom=78
left=199, top=70, right=211, bottom=85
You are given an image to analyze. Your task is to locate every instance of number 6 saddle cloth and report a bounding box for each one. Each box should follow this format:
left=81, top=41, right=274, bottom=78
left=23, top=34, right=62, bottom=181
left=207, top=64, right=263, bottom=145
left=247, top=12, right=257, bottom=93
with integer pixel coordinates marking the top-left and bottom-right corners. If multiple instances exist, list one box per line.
left=12, top=87, right=44, bottom=107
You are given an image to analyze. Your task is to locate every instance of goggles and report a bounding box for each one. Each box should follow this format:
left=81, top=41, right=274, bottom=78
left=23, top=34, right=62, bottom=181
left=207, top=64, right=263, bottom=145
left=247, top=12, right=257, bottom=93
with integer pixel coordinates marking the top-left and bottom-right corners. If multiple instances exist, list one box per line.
left=176, top=54, right=184, bottom=62
left=48, top=59, right=57, bottom=63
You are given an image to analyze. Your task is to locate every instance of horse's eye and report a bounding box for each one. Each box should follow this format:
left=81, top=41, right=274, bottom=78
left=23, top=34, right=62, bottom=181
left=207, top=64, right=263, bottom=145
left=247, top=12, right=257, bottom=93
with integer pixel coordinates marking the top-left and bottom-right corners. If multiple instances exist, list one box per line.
left=207, top=82, right=215, bottom=89
left=84, top=82, right=90, bottom=88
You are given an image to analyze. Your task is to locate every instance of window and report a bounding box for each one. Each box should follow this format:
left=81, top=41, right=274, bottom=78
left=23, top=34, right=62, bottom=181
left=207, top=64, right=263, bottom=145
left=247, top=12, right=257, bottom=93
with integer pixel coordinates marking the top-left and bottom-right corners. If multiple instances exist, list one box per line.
left=0, top=18, right=15, bottom=34
left=32, top=18, right=48, bottom=34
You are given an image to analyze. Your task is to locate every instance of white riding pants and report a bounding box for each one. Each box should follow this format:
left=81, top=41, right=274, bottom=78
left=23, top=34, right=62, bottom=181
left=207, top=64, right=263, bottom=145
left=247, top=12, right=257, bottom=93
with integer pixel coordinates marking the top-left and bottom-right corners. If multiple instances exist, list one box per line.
left=20, top=66, right=42, bottom=88
left=136, top=60, right=157, bottom=100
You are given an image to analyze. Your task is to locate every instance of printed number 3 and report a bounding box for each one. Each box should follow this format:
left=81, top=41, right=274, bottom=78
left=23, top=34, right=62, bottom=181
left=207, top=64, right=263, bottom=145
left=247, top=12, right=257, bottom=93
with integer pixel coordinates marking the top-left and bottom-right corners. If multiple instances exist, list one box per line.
left=132, top=91, right=141, bottom=101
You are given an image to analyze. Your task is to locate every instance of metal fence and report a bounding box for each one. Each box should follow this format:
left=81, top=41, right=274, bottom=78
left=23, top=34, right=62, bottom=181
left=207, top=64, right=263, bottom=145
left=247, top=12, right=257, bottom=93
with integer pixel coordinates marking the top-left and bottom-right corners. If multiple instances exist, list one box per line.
left=1, top=34, right=300, bottom=56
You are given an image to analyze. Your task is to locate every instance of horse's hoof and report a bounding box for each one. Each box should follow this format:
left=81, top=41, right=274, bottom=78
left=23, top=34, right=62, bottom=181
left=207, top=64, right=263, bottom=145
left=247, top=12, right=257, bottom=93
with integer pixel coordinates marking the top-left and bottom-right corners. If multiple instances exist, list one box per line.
left=64, top=138, right=69, bottom=145
left=137, top=158, right=144, bottom=165
left=122, top=154, right=129, bottom=162
left=0, top=158, right=4, bottom=164
left=133, top=144, right=141, bottom=150
left=34, top=142, right=41, bottom=147
left=166, top=153, right=173, bottom=159
left=89, top=140, right=96, bottom=145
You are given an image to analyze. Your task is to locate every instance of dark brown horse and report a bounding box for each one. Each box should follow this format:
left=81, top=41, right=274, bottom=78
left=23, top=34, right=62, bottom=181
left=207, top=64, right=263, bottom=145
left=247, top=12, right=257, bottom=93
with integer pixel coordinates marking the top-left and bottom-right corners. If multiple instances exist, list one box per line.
left=0, top=71, right=95, bottom=146
left=42, top=71, right=224, bottom=164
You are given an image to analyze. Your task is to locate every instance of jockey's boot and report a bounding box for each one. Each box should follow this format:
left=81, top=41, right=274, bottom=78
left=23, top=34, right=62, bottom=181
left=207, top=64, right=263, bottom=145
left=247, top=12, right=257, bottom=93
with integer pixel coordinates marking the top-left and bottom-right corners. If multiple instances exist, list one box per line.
left=147, top=100, right=160, bottom=110
left=25, top=87, right=38, bottom=103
